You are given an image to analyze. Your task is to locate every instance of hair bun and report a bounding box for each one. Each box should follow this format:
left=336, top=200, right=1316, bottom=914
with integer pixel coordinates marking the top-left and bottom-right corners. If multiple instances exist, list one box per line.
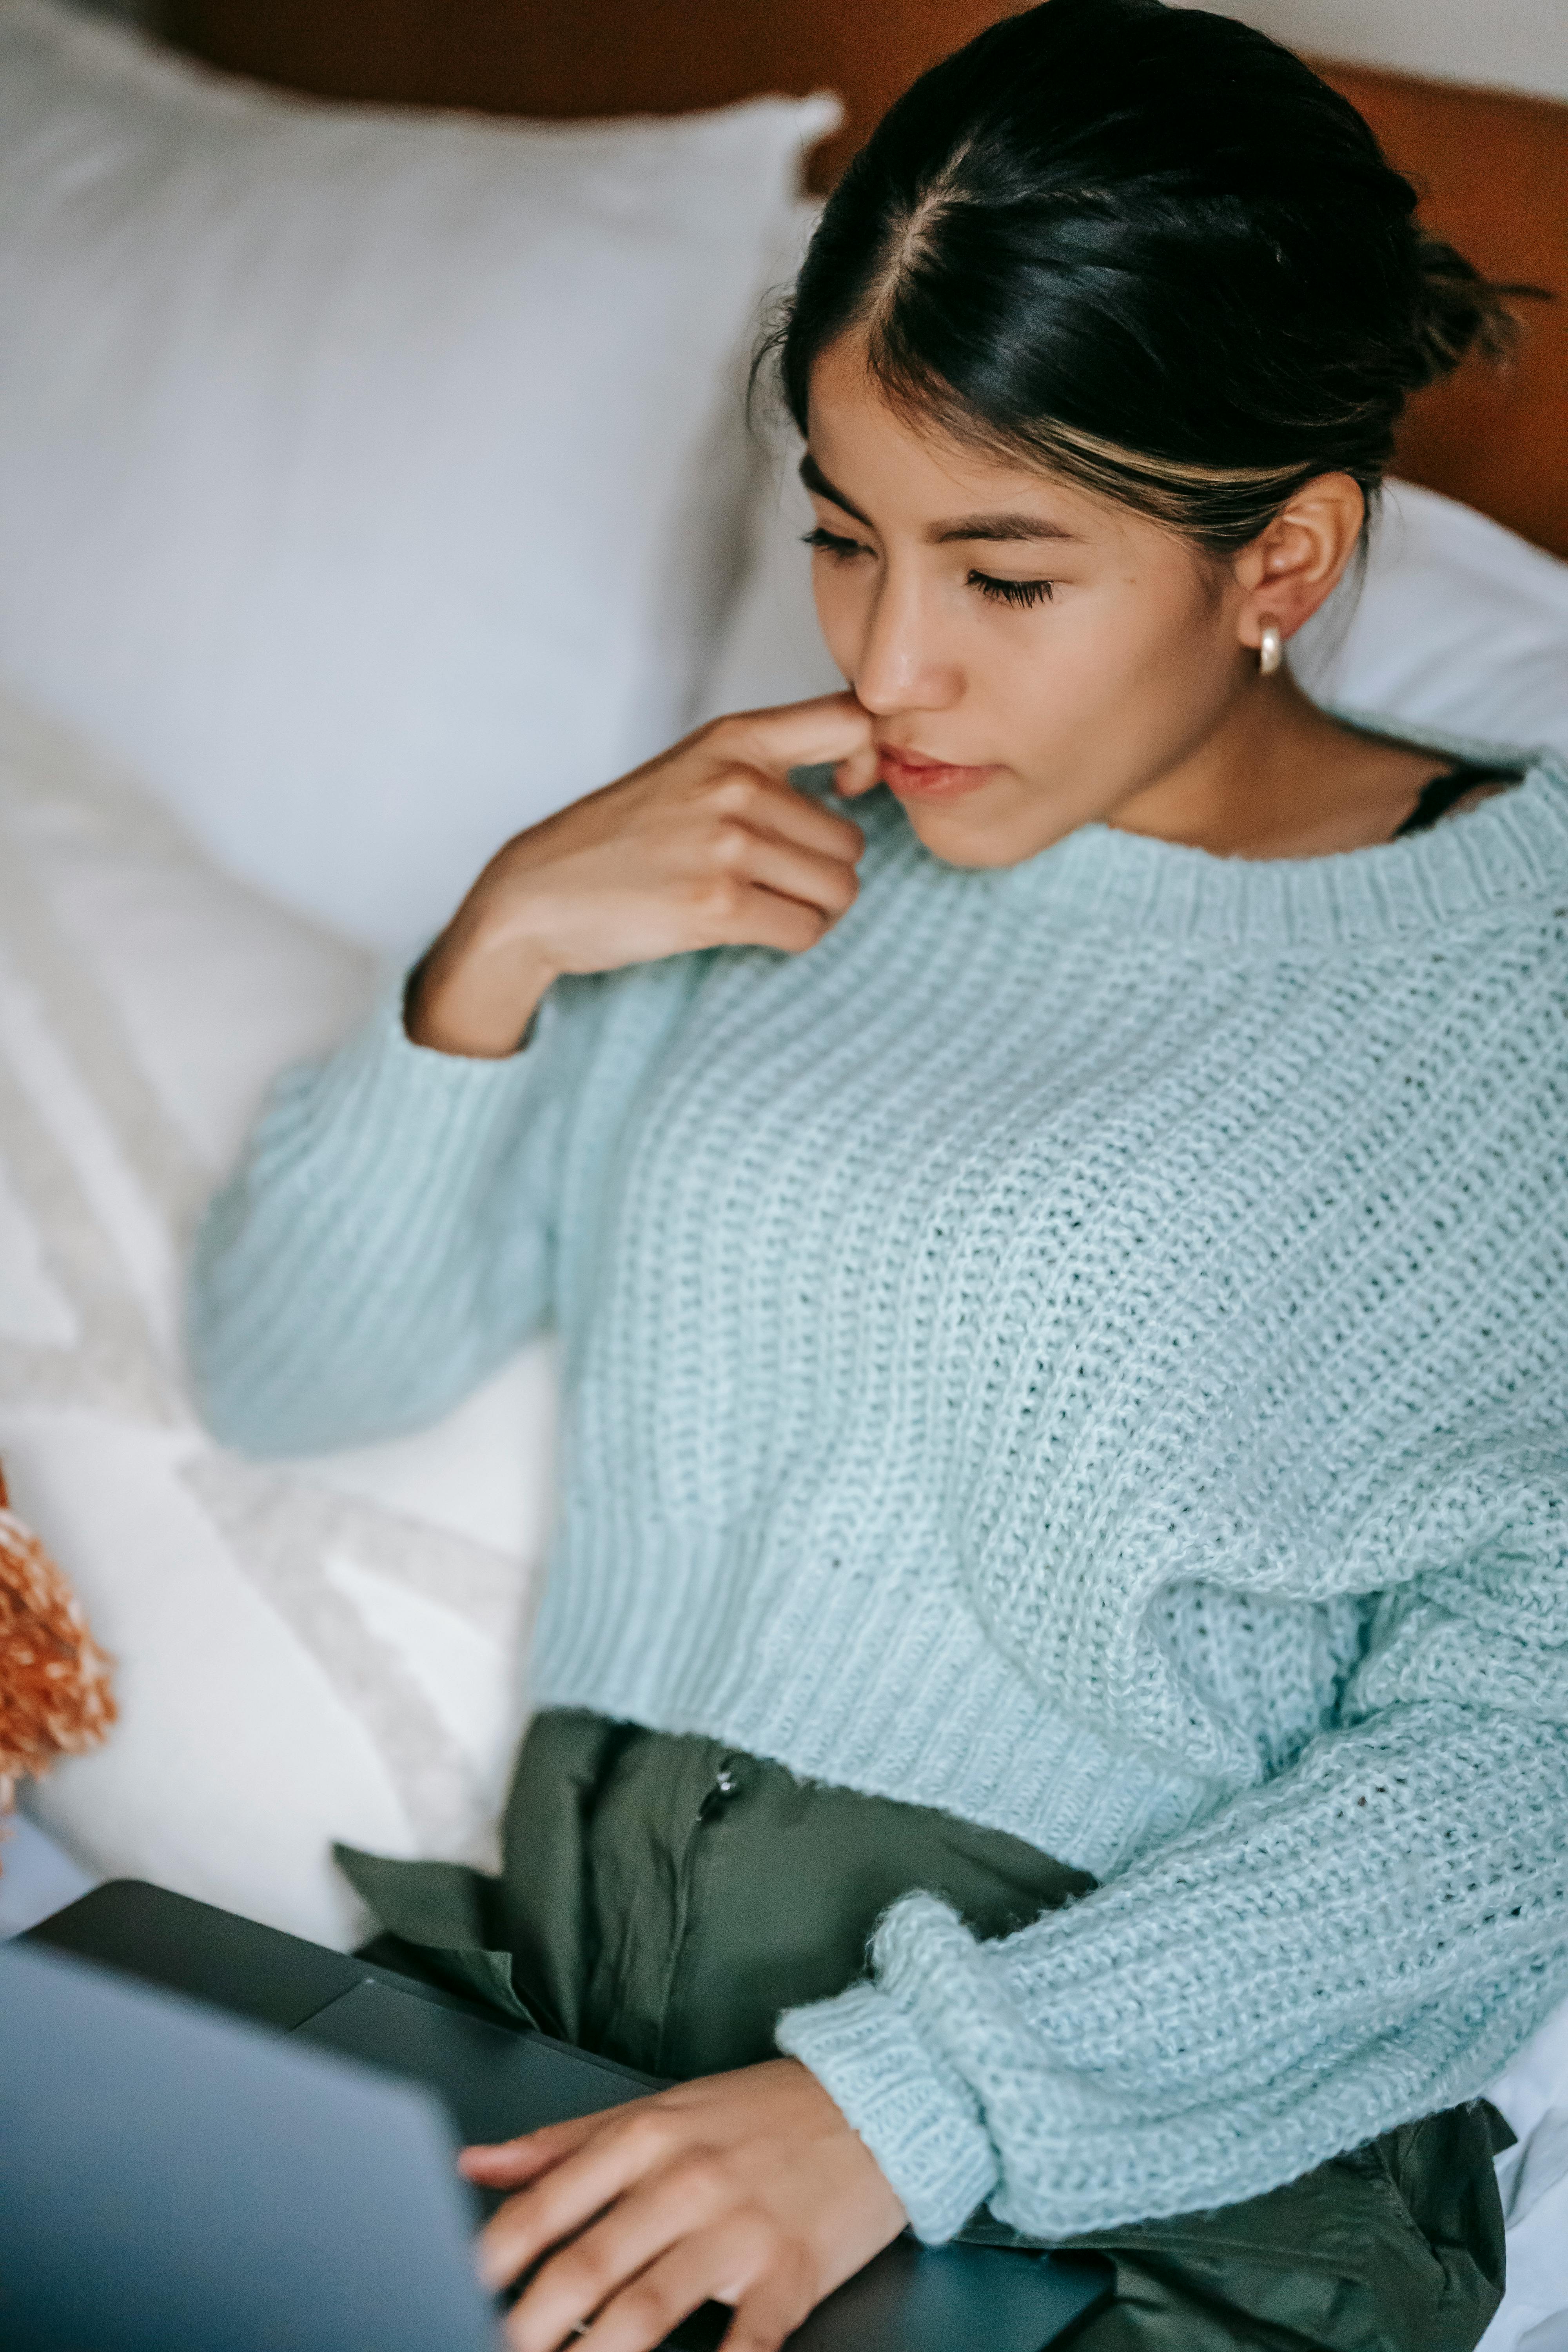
left=1406, top=230, right=1529, bottom=389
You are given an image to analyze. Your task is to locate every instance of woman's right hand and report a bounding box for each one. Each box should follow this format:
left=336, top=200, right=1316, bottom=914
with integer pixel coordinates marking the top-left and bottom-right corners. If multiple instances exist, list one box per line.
left=408, top=693, right=877, bottom=1058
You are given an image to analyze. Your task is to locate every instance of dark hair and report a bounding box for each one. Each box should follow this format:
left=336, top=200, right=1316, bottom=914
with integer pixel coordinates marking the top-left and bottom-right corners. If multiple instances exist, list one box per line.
left=766, top=0, right=1526, bottom=554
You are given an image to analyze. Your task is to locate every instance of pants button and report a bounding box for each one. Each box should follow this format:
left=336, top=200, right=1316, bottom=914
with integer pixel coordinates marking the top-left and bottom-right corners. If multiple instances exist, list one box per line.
left=698, top=1760, right=741, bottom=1823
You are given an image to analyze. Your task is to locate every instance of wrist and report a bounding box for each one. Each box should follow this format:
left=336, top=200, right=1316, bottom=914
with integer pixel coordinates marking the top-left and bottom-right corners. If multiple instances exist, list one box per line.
left=405, top=907, right=558, bottom=1059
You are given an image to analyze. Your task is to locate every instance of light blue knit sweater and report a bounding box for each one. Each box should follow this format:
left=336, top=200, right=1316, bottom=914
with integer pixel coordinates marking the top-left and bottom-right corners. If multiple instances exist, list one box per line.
left=191, top=724, right=1568, bottom=2245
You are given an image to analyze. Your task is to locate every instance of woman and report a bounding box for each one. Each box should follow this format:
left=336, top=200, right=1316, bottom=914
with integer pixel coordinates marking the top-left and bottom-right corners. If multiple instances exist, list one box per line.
left=190, top=4, right=1568, bottom=2347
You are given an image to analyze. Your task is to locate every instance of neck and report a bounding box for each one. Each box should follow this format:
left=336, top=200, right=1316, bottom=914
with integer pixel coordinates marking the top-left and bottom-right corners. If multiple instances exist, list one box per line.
left=1105, top=671, right=1437, bottom=861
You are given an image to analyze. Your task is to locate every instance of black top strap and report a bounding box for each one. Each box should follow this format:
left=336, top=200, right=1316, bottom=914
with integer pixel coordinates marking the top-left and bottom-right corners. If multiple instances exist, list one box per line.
left=1391, top=763, right=1525, bottom=840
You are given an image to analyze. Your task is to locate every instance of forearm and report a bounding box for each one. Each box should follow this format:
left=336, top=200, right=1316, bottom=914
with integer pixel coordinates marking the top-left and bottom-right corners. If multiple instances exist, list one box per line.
left=781, top=1701, right=1568, bottom=2243
left=187, top=982, right=566, bottom=1455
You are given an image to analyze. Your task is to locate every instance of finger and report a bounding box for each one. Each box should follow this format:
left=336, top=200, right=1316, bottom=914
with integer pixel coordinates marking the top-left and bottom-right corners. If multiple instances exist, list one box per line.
left=502, top=2155, right=736, bottom=2352
left=534, top=2214, right=792, bottom=2352
left=704, top=693, right=873, bottom=779
left=831, top=740, right=883, bottom=800
left=713, top=825, right=859, bottom=923
left=477, top=2110, right=681, bottom=2293
left=461, top=2112, right=605, bottom=2186
left=718, top=2269, right=817, bottom=2352
left=700, top=880, right=835, bottom=957
left=714, top=771, right=866, bottom=866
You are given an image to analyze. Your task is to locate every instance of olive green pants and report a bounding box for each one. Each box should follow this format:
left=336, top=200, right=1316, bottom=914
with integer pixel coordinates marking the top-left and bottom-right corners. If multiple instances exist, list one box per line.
left=337, top=1709, right=1510, bottom=2352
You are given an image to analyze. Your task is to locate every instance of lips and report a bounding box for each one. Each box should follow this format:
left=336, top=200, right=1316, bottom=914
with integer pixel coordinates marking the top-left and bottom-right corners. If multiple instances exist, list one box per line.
left=877, top=744, right=997, bottom=803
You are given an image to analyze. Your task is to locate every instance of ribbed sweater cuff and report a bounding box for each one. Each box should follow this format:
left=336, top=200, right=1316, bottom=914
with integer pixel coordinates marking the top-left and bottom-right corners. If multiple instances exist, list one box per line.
left=775, top=1981, right=999, bottom=2245
left=322, top=975, right=548, bottom=1170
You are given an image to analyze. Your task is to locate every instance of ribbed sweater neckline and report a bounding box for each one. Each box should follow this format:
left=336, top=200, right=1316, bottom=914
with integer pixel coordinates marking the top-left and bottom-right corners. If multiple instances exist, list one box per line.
left=985, top=728, right=1568, bottom=954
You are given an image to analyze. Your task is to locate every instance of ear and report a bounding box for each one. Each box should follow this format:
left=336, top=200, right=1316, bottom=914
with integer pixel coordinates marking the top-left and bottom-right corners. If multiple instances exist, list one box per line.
left=1232, top=473, right=1366, bottom=651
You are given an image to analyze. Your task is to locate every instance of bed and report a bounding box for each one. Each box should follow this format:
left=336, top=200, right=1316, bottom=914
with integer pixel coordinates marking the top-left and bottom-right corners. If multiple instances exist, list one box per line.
left=1, top=5, right=1565, bottom=2348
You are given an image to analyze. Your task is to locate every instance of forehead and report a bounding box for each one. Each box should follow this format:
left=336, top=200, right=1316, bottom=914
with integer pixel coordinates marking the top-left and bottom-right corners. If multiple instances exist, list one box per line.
left=804, top=330, right=1136, bottom=546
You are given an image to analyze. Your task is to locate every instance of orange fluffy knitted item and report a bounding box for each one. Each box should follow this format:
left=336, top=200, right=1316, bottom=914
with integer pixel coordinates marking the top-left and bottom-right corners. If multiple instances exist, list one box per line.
left=0, top=1463, right=116, bottom=1823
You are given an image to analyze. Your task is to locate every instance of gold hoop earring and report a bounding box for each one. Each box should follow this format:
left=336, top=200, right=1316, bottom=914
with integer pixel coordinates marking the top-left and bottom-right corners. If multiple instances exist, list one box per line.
left=1258, top=621, right=1283, bottom=676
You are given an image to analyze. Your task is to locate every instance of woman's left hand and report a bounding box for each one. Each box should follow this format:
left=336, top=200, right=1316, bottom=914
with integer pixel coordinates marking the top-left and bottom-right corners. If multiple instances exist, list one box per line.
left=459, top=2055, right=908, bottom=2350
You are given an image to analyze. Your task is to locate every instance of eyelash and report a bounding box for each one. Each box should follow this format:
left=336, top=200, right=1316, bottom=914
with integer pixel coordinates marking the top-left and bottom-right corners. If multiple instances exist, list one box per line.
left=801, top=527, right=1055, bottom=608
left=972, top=573, right=1054, bottom=609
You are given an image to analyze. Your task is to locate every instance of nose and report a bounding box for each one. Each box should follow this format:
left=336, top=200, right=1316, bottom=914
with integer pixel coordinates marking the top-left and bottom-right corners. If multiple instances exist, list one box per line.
left=850, top=564, right=962, bottom=719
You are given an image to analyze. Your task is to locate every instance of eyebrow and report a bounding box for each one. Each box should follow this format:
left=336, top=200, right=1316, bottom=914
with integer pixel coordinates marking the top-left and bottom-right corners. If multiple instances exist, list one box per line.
left=799, top=451, right=1082, bottom=546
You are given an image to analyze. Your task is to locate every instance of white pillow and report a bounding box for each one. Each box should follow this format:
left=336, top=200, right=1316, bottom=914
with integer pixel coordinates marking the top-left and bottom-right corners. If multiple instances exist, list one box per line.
left=698, top=422, right=1568, bottom=757
left=0, top=682, right=555, bottom=1948
left=1293, top=481, right=1568, bottom=750
left=0, top=0, right=836, bottom=954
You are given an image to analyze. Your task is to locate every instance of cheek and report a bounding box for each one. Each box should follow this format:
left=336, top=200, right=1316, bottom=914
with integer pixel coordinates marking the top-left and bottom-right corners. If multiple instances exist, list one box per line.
left=1011, top=573, right=1230, bottom=740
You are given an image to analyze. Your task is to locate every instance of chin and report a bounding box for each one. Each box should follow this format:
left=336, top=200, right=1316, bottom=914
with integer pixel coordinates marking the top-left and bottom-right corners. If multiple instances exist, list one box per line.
left=897, top=798, right=1032, bottom=871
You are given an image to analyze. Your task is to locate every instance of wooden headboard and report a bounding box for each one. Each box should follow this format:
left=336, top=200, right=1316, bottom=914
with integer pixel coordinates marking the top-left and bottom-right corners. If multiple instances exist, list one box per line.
left=168, top=1, right=1568, bottom=559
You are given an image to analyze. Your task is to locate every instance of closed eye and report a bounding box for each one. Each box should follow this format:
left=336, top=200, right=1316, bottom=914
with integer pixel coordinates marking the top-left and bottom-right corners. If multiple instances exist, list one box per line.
left=969, top=572, right=1054, bottom=608
left=804, top=528, right=1056, bottom=609
left=802, top=525, right=867, bottom=560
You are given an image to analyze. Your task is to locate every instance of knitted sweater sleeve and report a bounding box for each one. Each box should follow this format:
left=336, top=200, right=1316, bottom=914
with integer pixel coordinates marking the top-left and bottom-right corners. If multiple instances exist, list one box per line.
left=777, top=1446, right=1568, bottom=2243
left=187, top=976, right=590, bottom=1456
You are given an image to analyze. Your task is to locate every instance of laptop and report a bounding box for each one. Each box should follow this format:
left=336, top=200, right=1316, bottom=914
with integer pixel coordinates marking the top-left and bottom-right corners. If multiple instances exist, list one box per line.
left=4, top=1881, right=1112, bottom=2351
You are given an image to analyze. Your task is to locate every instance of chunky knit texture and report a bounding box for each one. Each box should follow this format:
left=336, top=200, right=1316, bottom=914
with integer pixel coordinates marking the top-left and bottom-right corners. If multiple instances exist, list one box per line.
left=191, top=720, right=1568, bottom=2244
